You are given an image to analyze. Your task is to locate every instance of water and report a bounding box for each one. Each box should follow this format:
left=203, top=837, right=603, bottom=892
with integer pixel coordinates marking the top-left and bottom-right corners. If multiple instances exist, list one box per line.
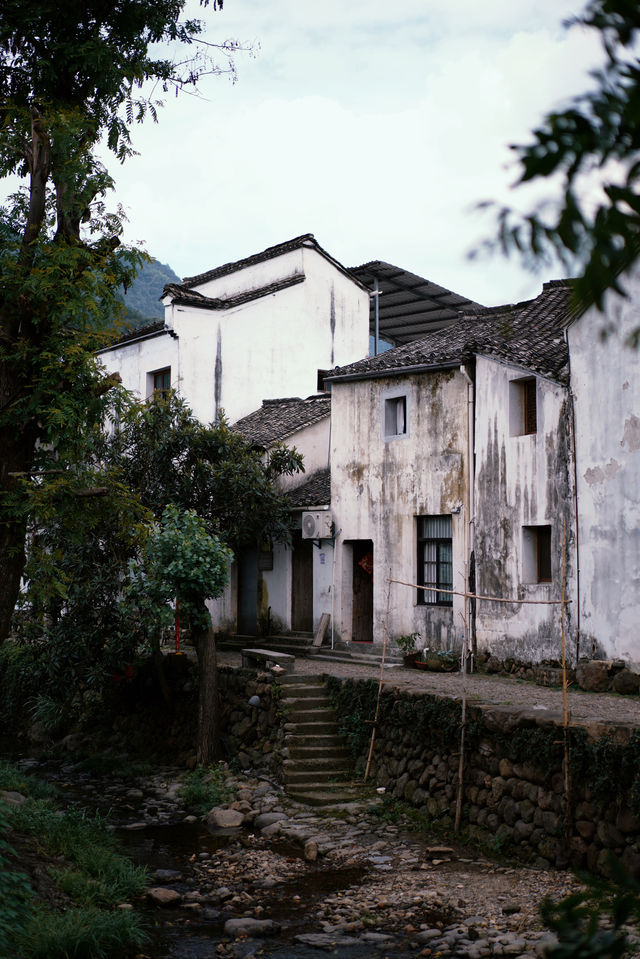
left=9, top=756, right=419, bottom=959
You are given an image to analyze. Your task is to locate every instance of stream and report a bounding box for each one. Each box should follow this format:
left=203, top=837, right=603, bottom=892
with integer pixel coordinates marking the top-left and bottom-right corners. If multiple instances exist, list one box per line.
left=8, top=754, right=586, bottom=959
left=12, top=756, right=420, bottom=959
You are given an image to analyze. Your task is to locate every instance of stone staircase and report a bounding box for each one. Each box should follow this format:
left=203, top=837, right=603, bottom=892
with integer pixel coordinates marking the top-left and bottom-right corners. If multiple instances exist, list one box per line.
left=277, top=674, right=363, bottom=806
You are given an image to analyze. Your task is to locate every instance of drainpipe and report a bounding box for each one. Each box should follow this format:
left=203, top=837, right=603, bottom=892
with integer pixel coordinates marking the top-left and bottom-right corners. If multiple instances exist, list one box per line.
left=566, top=332, right=581, bottom=662
left=460, top=365, right=476, bottom=667
left=373, top=279, right=380, bottom=356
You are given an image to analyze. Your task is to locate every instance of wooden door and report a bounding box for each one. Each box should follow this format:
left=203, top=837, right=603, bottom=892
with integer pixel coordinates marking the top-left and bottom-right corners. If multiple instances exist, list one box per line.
left=292, top=533, right=314, bottom=632
left=352, top=540, right=373, bottom=643
left=237, top=548, right=258, bottom=635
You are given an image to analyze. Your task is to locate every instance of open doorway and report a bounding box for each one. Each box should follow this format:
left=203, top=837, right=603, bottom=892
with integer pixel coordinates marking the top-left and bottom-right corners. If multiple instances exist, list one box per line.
left=351, top=539, right=373, bottom=643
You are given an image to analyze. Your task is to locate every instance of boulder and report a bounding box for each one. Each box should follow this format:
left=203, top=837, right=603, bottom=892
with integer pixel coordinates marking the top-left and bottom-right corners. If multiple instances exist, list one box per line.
left=224, top=917, right=281, bottom=937
left=576, top=660, right=611, bottom=692
left=611, top=669, right=640, bottom=695
left=206, top=807, right=244, bottom=828
left=147, top=887, right=182, bottom=906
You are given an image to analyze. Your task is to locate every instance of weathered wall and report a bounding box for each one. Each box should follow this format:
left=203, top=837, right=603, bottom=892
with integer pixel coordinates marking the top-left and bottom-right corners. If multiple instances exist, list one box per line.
left=568, top=282, right=640, bottom=667
left=330, top=370, right=469, bottom=651
left=100, top=245, right=369, bottom=426
left=97, top=330, right=178, bottom=402
left=474, top=356, right=576, bottom=663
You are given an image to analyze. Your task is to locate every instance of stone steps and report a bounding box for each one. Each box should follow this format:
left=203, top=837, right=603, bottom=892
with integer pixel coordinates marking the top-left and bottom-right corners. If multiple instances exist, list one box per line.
left=278, top=677, right=356, bottom=805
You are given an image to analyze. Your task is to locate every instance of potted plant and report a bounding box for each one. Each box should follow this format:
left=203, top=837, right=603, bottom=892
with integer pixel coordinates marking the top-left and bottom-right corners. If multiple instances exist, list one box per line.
left=395, top=633, right=420, bottom=667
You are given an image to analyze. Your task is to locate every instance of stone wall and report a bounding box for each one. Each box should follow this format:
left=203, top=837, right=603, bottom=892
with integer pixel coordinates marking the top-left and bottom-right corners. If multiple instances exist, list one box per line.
left=217, top=667, right=284, bottom=774
left=324, top=676, right=640, bottom=879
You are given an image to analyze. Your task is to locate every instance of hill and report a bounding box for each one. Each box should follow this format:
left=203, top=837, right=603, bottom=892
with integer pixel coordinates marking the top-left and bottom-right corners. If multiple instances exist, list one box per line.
left=120, top=258, right=181, bottom=329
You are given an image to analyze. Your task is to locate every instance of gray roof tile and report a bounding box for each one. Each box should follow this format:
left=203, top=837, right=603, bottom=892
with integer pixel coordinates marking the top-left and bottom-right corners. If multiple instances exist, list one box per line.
left=327, top=280, right=574, bottom=383
left=232, top=395, right=331, bottom=446
left=287, top=468, right=331, bottom=508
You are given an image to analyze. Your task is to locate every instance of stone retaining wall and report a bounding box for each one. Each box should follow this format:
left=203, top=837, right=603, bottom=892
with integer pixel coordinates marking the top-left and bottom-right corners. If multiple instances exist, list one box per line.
left=324, top=676, right=640, bottom=878
left=212, top=669, right=640, bottom=878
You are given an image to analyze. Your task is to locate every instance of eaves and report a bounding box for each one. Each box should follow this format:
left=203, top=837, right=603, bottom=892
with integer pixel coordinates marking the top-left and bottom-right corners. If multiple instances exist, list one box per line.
left=325, top=359, right=461, bottom=384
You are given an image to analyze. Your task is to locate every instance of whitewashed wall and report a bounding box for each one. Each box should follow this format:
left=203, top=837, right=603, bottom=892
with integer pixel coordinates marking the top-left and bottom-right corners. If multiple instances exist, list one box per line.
left=330, top=370, right=469, bottom=651
left=568, top=280, right=640, bottom=667
left=473, top=355, right=576, bottom=662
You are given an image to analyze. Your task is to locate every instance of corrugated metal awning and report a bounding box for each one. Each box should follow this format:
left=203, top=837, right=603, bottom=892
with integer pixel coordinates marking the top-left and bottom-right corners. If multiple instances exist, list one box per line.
left=350, top=261, right=484, bottom=347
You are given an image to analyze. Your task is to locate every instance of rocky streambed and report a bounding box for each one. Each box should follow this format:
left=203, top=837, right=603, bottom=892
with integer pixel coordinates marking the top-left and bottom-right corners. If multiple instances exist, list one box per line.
left=18, top=757, right=587, bottom=958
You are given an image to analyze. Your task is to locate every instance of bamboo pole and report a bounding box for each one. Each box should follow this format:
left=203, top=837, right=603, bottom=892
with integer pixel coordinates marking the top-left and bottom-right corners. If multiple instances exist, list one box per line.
left=364, top=572, right=392, bottom=783
left=389, top=578, right=571, bottom=606
left=560, top=520, right=572, bottom=837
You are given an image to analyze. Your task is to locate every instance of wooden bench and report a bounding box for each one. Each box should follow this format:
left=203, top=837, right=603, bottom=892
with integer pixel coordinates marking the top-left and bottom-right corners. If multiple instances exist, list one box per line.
left=241, top=648, right=295, bottom=673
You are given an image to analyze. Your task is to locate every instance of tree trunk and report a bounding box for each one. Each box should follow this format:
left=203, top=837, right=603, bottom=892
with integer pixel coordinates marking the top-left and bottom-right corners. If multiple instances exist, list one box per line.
left=195, top=617, right=219, bottom=765
left=0, top=422, right=38, bottom=643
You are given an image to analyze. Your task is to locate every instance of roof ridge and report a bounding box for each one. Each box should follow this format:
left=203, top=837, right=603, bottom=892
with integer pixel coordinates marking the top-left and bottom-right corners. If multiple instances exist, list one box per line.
left=182, top=234, right=317, bottom=288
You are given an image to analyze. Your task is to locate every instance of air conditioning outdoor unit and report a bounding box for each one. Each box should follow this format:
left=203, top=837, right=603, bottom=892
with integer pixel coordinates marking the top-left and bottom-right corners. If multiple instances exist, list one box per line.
left=302, top=510, right=333, bottom=539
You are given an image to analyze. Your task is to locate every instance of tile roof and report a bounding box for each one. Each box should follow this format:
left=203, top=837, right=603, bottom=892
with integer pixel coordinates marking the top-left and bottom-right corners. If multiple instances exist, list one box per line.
left=326, top=280, right=574, bottom=383
left=181, top=234, right=368, bottom=293
left=286, top=468, right=331, bottom=508
left=97, top=320, right=169, bottom=352
left=163, top=274, right=305, bottom=310
left=232, top=395, right=331, bottom=447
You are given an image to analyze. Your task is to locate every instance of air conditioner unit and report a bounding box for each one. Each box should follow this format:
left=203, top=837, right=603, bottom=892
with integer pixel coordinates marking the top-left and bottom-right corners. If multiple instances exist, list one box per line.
left=302, top=510, right=333, bottom=539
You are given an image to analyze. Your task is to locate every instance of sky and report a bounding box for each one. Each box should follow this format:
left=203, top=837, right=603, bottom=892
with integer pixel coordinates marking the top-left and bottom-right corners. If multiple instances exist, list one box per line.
left=77, top=2, right=607, bottom=305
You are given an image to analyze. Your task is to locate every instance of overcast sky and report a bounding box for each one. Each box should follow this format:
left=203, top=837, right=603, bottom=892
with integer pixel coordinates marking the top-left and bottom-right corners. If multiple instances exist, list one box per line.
left=68, top=3, right=609, bottom=305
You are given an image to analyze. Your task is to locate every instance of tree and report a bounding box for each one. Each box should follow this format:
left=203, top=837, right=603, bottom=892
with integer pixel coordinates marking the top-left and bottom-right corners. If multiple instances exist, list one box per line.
left=0, top=0, right=238, bottom=643
left=479, top=0, right=640, bottom=310
left=127, top=506, right=233, bottom=764
left=99, top=392, right=303, bottom=551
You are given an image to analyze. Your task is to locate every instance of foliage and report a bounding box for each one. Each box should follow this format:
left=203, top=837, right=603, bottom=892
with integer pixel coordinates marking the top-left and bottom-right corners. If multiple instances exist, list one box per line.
left=0, top=0, right=242, bottom=642
left=478, top=0, right=640, bottom=311
left=394, top=633, right=418, bottom=655
left=541, top=858, right=640, bottom=958
left=0, top=802, right=33, bottom=956
left=17, top=905, right=149, bottom=959
left=127, top=504, right=233, bottom=633
left=100, top=392, right=304, bottom=551
left=0, top=760, right=148, bottom=958
left=179, top=764, right=232, bottom=814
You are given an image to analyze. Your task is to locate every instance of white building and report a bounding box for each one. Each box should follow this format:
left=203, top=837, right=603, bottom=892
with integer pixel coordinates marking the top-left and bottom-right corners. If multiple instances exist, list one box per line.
left=98, top=234, right=370, bottom=425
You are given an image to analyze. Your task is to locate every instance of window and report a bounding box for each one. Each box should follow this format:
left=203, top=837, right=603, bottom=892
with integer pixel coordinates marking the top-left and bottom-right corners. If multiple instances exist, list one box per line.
left=522, top=525, right=552, bottom=583
left=317, top=369, right=331, bottom=393
left=384, top=394, right=407, bottom=438
left=417, top=515, right=453, bottom=606
left=150, top=367, right=171, bottom=399
left=509, top=377, right=537, bottom=436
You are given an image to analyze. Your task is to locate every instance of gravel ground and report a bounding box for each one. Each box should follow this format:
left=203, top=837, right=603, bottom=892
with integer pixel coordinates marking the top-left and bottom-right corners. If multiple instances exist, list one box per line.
left=217, top=649, right=640, bottom=729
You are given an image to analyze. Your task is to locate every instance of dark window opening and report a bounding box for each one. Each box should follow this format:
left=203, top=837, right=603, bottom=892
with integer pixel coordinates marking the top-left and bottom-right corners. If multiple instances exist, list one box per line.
left=417, top=515, right=453, bottom=606
left=523, top=525, right=552, bottom=583
left=523, top=379, right=537, bottom=435
left=384, top=395, right=407, bottom=437
left=317, top=369, right=331, bottom=393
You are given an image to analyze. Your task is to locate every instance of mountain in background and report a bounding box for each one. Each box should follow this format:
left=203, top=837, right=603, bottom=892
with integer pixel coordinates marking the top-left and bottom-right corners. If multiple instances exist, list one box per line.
left=120, top=257, right=181, bottom=329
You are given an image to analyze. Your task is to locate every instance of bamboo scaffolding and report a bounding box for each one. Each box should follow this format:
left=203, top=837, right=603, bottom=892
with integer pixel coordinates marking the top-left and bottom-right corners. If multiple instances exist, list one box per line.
left=363, top=572, right=392, bottom=783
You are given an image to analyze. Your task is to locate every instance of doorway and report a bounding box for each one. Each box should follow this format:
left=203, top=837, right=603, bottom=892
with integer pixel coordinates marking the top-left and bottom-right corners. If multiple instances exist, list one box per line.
left=291, top=532, right=314, bottom=632
left=352, top=539, right=373, bottom=643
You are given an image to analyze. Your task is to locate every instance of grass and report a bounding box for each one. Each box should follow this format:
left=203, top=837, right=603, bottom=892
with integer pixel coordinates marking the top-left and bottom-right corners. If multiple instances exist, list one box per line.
left=179, top=763, right=233, bottom=815
left=0, top=761, right=149, bottom=959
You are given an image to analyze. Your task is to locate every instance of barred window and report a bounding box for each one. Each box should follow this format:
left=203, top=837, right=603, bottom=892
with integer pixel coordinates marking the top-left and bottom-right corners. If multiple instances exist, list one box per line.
left=417, top=515, right=453, bottom=606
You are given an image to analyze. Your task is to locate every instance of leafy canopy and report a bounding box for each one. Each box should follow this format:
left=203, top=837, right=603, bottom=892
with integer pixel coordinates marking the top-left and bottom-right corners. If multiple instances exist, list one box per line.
left=478, top=0, right=640, bottom=309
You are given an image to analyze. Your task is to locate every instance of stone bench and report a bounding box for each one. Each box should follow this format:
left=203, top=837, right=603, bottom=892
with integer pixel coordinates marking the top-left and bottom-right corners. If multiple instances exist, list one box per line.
left=241, top=648, right=295, bottom=673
